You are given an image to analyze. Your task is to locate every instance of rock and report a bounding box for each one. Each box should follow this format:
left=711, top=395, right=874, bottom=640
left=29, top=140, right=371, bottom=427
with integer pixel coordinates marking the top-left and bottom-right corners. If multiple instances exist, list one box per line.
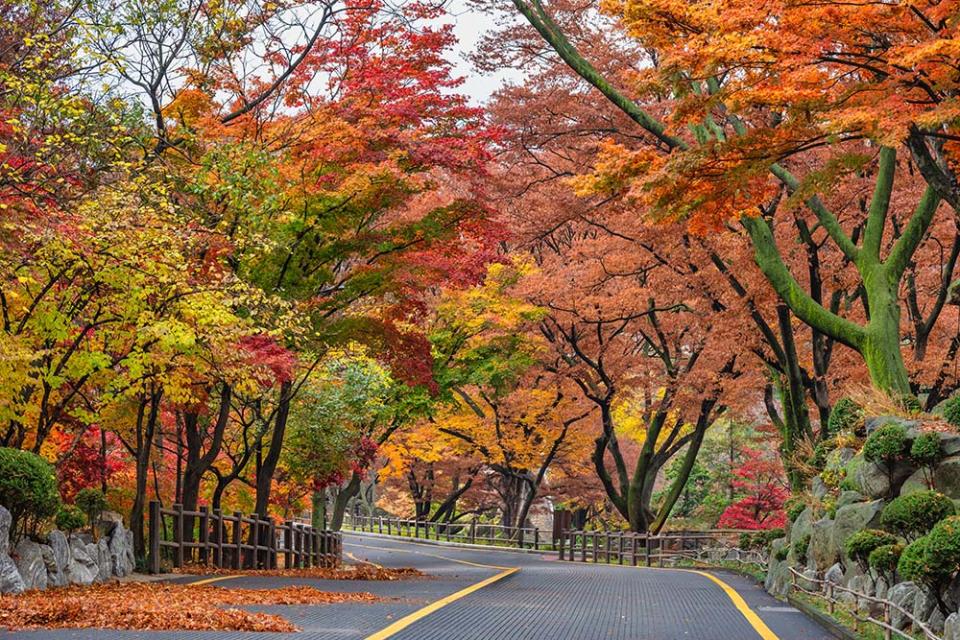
left=798, top=568, right=819, bottom=592
left=865, top=415, right=919, bottom=433
left=46, top=530, right=70, bottom=587
left=849, top=456, right=891, bottom=498
left=945, top=612, right=960, bottom=640
left=0, top=506, right=24, bottom=594
left=13, top=539, right=46, bottom=590
left=790, top=507, right=813, bottom=547
left=93, top=539, right=111, bottom=582
left=811, top=477, right=829, bottom=499
left=929, top=608, right=946, bottom=635
left=837, top=490, right=865, bottom=507
left=124, top=529, right=134, bottom=572
left=809, top=518, right=839, bottom=571
left=826, top=447, right=857, bottom=470
left=824, top=563, right=844, bottom=585
left=65, top=535, right=97, bottom=585
left=900, top=467, right=933, bottom=495
left=888, top=582, right=920, bottom=630
left=108, top=523, right=134, bottom=577
left=831, top=499, right=884, bottom=568
left=98, top=511, right=123, bottom=538
left=914, top=589, right=938, bottom=625
left=941, top=434, right=960, bottom=457
left=875, top=575, right=889, bottom=600
left=926, top=455, right=960, bottom=500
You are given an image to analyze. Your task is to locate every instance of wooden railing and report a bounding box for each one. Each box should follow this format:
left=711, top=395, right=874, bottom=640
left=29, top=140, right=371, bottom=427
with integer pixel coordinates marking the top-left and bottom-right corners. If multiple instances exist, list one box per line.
left=344, top=514, right=547, bottom=550
left=788, top=567, right=942, bottom=640
left=558, top=529, right=747, bottom=567
left=148, top=501, right=341, bottom=574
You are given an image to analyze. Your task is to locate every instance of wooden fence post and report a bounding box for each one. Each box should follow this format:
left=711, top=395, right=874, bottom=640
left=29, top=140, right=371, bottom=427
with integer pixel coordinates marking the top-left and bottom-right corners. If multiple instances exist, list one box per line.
left=213, top=509, right=223, bottom=567
left=645, top=535, right=652, bottom=567
left=199, top=506, right=210, bottom=565
left=173, top=503, right=184, bottom=568
left=284, top=520, right=294, bottom=569
left=232, top=512, right=243, bottom=569
left=631, top=534, right=638, bottom=566
left=470, top=518, right=477, bottom=544
left=148, top=501, right=161, bottom=574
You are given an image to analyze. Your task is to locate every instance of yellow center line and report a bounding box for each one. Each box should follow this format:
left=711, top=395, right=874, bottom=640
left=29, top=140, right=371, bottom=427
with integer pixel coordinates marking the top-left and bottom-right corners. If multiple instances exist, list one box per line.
left=186, top=575, right=241, bottom=587
left=363, top=566, right=519, bottom=640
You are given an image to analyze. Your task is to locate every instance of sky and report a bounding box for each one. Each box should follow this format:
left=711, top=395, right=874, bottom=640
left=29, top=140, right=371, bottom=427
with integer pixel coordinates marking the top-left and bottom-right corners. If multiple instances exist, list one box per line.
left=444, top=1, right=520, bottom=104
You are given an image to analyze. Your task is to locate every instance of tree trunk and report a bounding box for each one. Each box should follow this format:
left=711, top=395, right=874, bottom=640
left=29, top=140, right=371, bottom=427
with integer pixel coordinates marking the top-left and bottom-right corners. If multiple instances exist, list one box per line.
left=311, top=489, right=327, bottom=529
left=330, top=473, right=361, bottom=531
left=862, top=271, right=912, bottom=396
left=130, top=388, right=162, bottom=562
left=254, top=381, right=292, bottom=517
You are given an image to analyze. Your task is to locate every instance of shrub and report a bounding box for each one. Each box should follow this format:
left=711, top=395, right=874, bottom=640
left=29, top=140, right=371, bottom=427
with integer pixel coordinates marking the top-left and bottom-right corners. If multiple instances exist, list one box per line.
left=786, top=498, right=806, bottom=523
left=55, top=505, right=86, bottom=534
left=897, top=536, right=934, bottom=586
left=898, top=394, right=922, bottom=415
left=863, top=423, right=909, bottom=465
left=820, top=467, right=844, bottom=489
left=0, top=447, right=61, bottom=541
left=910, top=433, right=942, bottom=467
left=793, top=533, right=811, bottom=563
left=775, top=546, right=789, bottom=562
left=868, top=543, right=904, bottom=581
left=761, top=527, right=786, bottom=546
left=75, top=488, right=107, bottom=535
left=739, top=532, right=754, bottom=549
left=828, top=398, right=863, bottom=435
left=812, top=440, right=836, bottom=470
left=844, top=529, right=899, bottom=570
left=944, top=396, right=960, bottom=429
left=880, top=491, right=955, bottom=540
left=821, top=494, right=838, bottom=520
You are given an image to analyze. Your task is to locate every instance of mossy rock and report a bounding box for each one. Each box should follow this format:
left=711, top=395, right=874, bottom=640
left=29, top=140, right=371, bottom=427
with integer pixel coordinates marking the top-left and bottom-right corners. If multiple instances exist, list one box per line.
left=838, top=490, right=865, bottom=507
left=810, top=518, right=839, bottom=571
left=831, top=499, right=884, bottom=568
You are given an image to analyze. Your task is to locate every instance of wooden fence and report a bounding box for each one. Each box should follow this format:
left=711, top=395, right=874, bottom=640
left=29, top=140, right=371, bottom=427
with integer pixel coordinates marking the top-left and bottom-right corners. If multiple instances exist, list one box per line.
left=788, top=567, right=942, bottom=640
left=148, top=501, right=341, bottom=574
left=344, top=514, right=546, bottom=550
left=558, top=529, right=746, bottom=567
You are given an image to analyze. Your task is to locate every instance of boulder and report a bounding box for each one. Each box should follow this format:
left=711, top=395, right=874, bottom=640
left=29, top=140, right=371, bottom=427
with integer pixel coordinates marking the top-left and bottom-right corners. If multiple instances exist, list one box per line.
left=824, top=563, right=844, bottom=585
left=93, top=539, right=111, bottom=583
left=0, top=505, right=10, bottom=555
left=848, top=455, right=891, bottom=498
left=888, top=582, right=920, bottom=630
left=790, top=507, right=813, bottom=547
left=899, top=468, right=932, bottom=496
left=65, top=535, right=97, bottom=585
left=945, top=612, right=960, bottom=640
left=875, top=575, right=889, bottom=600
left=928, top=608, right=946, bottom=635
left=0, top=506, right=24, bottom=594
left=941, top=434, right=960, bottom=457
left=865, top=415, right=919, bottom=433
left=926, top=455, right=960, bottom=500
left=837, top=490, right=865, bottom=508
left=811, top=476, right=829, bottom=499
left=13, top=539, right=46, bottom=590
left=46, top=530, right=70, bottom=587
left=914, top=589, right=938, bottom=626
left=830, top=499, right=884, bottom=568
left=798, top=568, right=819, bottom=592
left=826, top=447, right=857, bottom=470
left=108, top=522, right=134, bottom=577
left=809, top=518, right=839, bottom=571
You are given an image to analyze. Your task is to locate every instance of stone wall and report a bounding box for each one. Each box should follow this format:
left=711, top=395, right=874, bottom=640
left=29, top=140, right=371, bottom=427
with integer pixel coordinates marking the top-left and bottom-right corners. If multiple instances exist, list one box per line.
left=0, top=504, right=135, bottom=594
left=764, top=416, right=960, bottom=636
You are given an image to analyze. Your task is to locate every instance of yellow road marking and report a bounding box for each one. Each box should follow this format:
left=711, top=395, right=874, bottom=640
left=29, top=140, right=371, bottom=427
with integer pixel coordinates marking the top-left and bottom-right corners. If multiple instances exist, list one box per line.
left=363, top=566, right=519, bottom=640
left=686, top=569, right=779, bottom=640
left=344, top=540, right=514, bottom=571
left=186, top=575, right=241, bottom=586
left=346, top=551, right=384, bottom=569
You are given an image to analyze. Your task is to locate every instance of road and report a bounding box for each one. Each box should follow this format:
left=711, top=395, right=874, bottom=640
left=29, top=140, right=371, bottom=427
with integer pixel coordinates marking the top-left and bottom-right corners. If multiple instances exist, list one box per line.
left=6, top=533, right=832, bottom=640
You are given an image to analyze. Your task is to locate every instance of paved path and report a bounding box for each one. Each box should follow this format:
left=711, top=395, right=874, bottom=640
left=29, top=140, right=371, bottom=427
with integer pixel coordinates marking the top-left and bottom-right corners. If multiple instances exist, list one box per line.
left=6, top=533, right=832, bottom=640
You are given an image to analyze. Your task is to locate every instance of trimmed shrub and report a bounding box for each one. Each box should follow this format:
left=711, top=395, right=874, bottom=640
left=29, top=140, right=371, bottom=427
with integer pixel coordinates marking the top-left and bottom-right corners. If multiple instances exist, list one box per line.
left=760, top=527, right=786, bottom=546
left=0, top=447, right=60, bottom=541
left=868, top=543, right=904, bottom=581
left=880, top=491, right=955, bottom=540
left=793, top=533, right=811, bottom=563
left=944, top=396, right=960, bottom=429
left=898, top=394, right=922, bottom=415
left=897, top=536, right=934, bottom=586
left=863, top=423, right=909, bottom=465
left=55, top=505, right=86, bottom=534
left=75, top=488, right=107, bottom=535
left=739, top=532, right=753, bottom=549
left=844, top=529, right=898, bottom=570
left=828, top=398, right=863, bottom=435
left=812, top=440, right=836, bottom=470
left=775, top=546, right=789, bottom=562
left=911, top=432, right=942, bottom=466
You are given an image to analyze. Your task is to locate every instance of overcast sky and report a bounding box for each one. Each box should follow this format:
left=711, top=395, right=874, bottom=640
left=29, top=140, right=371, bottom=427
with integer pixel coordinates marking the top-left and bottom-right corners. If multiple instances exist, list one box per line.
left=445, top=1, right=519, bottom=104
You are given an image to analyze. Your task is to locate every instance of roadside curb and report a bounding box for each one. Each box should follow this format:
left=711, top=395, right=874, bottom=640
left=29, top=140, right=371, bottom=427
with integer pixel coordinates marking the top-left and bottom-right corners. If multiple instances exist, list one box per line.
left=786, top=594, right=857, bottom=640
left=343, top=530, right=557, bottom=556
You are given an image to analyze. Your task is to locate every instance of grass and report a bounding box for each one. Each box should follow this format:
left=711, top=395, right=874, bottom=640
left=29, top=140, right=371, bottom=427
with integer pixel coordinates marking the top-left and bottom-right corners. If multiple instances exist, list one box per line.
left=791, top=592, right=927, bottom=640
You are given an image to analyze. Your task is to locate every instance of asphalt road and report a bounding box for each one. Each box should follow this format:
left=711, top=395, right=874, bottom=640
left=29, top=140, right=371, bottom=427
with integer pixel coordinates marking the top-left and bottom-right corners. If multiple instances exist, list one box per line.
left=5, top=532, right=833, bottom=640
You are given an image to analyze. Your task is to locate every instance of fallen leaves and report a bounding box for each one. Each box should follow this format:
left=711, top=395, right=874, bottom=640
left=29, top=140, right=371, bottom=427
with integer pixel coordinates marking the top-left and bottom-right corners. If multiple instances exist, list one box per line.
left=0, top=582, right=378, bottom=631
left=175, top=562, right=424, bottom=581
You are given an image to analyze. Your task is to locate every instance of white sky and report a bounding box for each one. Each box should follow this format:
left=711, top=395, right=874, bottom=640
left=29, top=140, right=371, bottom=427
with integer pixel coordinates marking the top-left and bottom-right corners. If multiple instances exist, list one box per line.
left=444, top=1, right=520, bottom=104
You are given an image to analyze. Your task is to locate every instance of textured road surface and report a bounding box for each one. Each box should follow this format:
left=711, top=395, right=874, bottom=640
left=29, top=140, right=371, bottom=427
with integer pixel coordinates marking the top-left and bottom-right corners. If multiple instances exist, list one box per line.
left=5, top=532, right=832, bottom=640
